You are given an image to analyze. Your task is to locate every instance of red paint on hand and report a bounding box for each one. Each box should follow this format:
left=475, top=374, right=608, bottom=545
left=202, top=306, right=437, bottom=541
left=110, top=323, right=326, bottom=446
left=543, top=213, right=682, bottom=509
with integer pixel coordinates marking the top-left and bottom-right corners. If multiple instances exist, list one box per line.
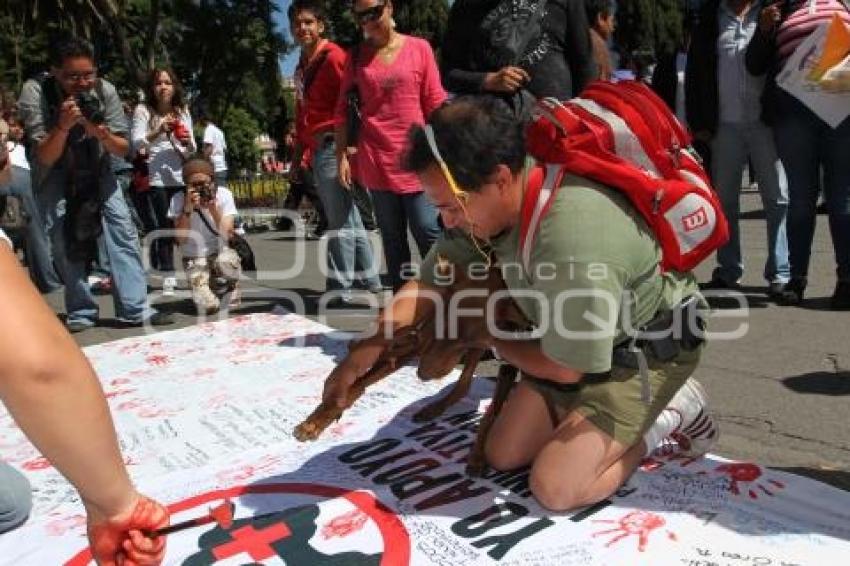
left=87, top=495, right=169, bottom=566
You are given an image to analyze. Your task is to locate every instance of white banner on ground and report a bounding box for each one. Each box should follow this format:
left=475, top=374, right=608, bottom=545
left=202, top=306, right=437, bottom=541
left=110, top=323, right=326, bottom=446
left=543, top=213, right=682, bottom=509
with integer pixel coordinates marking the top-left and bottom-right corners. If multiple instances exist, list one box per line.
left=0, top=312, right=848, bottom=565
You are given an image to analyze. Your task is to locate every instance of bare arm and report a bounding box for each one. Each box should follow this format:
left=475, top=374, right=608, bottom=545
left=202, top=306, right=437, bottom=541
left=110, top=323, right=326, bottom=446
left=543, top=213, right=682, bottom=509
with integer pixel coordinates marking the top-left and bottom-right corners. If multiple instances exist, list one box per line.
left=491, top=338, right=582, bottom=384
left=84, top=122, right=129, bottom=158
left=323, top=279, right=445, bottom=407
left=173, top=205, right=193, bottom=246
left=35, top=98, right=78, bottom=168
left=0, top=242, right=169, bottom=562
left=0, top=244, right=134, bottom=513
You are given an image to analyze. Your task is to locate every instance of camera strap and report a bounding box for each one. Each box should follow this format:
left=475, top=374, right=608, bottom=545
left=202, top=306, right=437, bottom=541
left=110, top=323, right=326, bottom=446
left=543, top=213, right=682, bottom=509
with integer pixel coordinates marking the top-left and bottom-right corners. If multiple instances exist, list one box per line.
left=193, top=207, right=222, bottom=239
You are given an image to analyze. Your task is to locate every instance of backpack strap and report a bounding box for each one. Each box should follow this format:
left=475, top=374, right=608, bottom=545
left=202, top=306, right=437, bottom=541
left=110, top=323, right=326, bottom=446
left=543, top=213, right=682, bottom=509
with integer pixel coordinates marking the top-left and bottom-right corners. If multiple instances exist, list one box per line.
left=517, top=163, right=566, bottom=275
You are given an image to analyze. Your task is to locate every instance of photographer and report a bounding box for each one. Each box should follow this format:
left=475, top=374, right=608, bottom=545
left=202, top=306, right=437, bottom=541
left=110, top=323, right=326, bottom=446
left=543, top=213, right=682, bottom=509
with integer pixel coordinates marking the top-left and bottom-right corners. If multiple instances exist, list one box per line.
left=131, top=68, right=197, bottom=295
left=17, top=37, right=173, bottom=332
left=168, top=157, right=240, bottom=314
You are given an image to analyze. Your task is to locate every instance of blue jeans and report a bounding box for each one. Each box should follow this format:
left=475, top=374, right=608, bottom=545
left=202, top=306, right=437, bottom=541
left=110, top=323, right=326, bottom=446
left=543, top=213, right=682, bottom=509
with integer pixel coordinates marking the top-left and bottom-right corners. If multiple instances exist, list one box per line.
left=369, top=190, right=441, bottom=290
left=711, top=121, right=790, bottom=284
left=0, top=462, right=31, bottom=534
left=773, top=90, right=850, bottom=282
left=312, top=141, right=381, bottom=291
left=37, top=174, right=154, bottom=326
left=0, top=165, right=62, bottom=293
left=92, top=172, right=142, bottom=279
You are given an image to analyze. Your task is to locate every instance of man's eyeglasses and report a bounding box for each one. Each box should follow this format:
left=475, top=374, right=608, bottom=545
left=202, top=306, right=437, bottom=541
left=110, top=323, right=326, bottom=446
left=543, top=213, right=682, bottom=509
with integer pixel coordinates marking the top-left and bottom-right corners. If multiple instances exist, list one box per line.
left=62, top=71, right=97, bottom=83
left=353, top=2, right=386, bottom=25
left=423, top=124, right=467, bottom=200
left=188, top=181, right=211, bottom=190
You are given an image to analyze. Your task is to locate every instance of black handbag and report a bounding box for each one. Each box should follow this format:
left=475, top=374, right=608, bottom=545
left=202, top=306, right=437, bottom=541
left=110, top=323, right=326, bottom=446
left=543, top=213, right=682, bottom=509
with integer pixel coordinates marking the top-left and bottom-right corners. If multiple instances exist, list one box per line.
left=194, top=209, right=257, bottom=274
left=227, top=232, right=257, bottom=273
left=345, top=87, right=362, bottom=146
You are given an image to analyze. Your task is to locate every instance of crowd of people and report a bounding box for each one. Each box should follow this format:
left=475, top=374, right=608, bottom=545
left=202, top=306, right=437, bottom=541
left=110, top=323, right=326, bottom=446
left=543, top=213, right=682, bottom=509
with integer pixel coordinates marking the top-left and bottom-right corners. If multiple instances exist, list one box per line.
left=0, top=0, right=849, bottom=563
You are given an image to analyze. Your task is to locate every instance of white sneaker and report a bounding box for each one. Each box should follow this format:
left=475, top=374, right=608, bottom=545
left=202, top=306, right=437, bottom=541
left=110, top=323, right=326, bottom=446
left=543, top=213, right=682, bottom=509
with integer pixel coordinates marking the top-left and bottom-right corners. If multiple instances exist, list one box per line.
left=653, top=378, right=719, bottom=458
left=162, top=276, right=177, bottom=296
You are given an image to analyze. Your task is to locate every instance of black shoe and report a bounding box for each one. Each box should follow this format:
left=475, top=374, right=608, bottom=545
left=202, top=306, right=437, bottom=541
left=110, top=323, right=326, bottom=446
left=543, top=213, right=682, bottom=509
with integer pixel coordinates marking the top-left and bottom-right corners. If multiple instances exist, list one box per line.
left=66, top=319, right=96, bottom=333
left=117, top=311, right=175, bottom=328
left=777, top=278, right=807, bottom=306
left=767, top=281, right=786, bottom=300
left=699, top=277, right=741, bottom=291
left=147, top=311, right=175, bottom=326
left=830, top=281, right=850, bottom=311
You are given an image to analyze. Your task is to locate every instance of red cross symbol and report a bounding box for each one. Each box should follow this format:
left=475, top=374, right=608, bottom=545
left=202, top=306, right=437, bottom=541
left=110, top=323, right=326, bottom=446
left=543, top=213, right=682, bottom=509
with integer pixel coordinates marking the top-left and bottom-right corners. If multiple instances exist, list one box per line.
left=211, top=523, right=292, bottom=561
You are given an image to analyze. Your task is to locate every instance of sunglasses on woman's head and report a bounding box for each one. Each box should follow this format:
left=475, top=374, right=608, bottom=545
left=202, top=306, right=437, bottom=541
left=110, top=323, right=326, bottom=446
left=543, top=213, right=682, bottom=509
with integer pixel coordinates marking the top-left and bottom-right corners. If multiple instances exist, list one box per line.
left=353, top=2, right=386, bottom=25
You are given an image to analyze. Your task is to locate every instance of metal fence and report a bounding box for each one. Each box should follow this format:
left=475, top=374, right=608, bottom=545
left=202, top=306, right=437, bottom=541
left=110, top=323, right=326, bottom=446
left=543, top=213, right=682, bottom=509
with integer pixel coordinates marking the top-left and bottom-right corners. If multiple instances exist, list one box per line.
left=227, top=174, right=289, bottom=208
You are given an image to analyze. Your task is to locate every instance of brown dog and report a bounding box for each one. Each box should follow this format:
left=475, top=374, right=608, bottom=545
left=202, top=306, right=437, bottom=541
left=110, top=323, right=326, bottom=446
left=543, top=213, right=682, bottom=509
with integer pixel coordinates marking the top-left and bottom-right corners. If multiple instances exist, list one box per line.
left=293, top=261, right=529, bottom=475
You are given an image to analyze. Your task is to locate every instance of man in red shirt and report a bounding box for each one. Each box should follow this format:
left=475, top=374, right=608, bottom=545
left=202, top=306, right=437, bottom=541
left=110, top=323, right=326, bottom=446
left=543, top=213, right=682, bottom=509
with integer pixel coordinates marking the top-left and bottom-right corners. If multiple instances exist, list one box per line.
left=289, top=0, right=382, bottom=305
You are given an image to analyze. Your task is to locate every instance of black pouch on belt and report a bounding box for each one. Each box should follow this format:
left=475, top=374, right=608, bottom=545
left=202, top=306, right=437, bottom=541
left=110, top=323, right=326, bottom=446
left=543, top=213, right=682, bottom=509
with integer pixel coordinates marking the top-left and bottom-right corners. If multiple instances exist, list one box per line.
left=615, top=296, right=706, bottom=368
left=641, top=296, right=706, bottom=362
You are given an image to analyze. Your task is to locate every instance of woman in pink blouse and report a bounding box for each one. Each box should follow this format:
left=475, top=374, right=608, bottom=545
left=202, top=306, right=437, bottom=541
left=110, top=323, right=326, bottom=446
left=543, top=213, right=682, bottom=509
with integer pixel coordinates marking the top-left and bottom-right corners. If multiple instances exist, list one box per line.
left=335, top=0, right=447, bottom=291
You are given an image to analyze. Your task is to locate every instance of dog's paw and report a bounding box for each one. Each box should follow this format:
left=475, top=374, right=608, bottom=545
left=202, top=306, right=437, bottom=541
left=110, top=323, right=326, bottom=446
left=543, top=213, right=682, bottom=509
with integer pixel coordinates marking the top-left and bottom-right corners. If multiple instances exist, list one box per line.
left=293, top=421, right=321, bottom=442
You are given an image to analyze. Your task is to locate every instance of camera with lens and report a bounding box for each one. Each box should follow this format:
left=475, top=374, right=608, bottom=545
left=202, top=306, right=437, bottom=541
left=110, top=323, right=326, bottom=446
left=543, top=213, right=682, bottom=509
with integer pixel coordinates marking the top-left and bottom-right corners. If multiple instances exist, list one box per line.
left=191, top=183, right=214, bottom=204
left=76, top=91, right=105, bottom=125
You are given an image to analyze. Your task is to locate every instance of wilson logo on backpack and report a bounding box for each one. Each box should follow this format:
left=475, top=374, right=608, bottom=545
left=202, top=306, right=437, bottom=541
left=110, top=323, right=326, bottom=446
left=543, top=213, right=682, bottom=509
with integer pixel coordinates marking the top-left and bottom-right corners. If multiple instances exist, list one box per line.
left=521, top=81, right=729, bottom=274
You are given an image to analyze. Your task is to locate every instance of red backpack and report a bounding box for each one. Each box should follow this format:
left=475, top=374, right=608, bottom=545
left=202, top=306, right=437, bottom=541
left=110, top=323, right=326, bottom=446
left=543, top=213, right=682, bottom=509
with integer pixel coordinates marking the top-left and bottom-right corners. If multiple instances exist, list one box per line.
left=519, top=81, right=728, bottom=274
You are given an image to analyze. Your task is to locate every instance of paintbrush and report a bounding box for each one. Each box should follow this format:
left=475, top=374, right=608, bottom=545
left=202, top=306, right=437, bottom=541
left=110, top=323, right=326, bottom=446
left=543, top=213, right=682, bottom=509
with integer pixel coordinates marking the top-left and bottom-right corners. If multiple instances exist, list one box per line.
left=147, top=499, right=234, bottom=537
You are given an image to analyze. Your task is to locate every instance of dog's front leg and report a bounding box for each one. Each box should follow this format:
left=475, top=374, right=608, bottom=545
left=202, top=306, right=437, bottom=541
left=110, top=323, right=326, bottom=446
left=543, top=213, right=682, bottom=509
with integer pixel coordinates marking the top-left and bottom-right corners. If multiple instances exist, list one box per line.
left=413, top=348, right=485, bottom=423
left=466, top=364, right=519, bottom=476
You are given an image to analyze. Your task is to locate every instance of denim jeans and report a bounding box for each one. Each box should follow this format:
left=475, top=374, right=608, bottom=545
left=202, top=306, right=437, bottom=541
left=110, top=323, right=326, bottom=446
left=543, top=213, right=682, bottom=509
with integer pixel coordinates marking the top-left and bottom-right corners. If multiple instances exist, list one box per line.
left=0, top=462, right=31, bottom=534
left=773, top=90, right=850, bottom=282
left=0, top=165, right=61, bottom=293
left=369, top=189, right=441, bottom=290
left=312, top=141, right=381, bottom=291
left=711, top=121, right=790, bottom=284
left=37, top=173, right=154, bottom=326
left=92, top=172, right=140, bottom=279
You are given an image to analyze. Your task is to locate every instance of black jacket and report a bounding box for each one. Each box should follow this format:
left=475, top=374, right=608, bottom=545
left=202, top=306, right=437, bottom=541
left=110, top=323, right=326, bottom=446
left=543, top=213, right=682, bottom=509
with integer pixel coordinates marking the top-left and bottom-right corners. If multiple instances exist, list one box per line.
left=440, top=0, right=595, bottom=100
left=687, top=0, right=785, bottom=134
left=744, top=1, right=801, bottom=126
left=685, top=0, right=723, bottom=135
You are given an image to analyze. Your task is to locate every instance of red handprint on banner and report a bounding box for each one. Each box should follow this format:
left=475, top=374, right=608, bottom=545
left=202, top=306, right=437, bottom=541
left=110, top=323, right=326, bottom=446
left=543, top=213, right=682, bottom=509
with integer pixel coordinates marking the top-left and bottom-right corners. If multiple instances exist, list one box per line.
left=713, top=463, right=785, bottom=499
left=593, top=510, right=676, bottom=552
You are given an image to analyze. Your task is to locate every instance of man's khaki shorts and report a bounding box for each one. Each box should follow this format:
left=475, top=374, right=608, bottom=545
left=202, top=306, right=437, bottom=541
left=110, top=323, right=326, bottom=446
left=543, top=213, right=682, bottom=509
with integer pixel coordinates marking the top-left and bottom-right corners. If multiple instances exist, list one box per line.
left=524, top=346, right=702, bottom=447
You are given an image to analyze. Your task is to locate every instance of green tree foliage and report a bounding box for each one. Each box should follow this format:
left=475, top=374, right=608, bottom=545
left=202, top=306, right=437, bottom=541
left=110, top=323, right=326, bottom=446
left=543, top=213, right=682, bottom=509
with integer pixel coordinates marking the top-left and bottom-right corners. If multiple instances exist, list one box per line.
left=169, top=0, right=286, bottom=123
left=614, top=0, right=683, bottom=63
left=222, top=106, right=261, bottom=171
left=0, top=0, right=291, bottom=169
left=322, top=0, right=449, bottom=48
